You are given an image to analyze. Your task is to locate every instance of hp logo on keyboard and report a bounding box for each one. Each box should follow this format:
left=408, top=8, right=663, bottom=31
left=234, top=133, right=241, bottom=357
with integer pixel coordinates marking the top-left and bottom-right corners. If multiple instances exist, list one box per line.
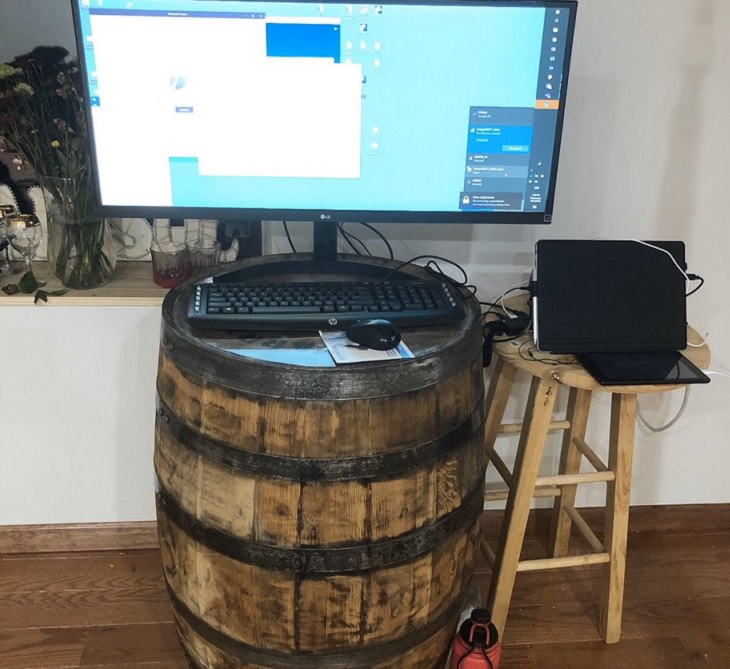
left=328, top=318, right=339, bottom=326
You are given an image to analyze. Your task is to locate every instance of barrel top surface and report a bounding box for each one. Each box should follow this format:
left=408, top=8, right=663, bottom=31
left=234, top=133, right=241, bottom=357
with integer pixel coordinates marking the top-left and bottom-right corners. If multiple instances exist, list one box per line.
left=160, top=253, right=484, bottom=399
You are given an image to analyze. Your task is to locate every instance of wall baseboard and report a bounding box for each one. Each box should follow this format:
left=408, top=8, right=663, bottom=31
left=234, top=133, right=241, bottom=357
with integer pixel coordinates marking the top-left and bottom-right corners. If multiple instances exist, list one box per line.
left=1, top=504, right=728, bottom=555
left=0, top=521, right=158, bottom=554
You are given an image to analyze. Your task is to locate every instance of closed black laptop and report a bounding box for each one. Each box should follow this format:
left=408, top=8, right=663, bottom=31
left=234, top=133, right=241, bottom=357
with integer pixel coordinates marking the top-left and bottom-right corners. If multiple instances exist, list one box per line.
left=532, top=239, right=709, bottom=385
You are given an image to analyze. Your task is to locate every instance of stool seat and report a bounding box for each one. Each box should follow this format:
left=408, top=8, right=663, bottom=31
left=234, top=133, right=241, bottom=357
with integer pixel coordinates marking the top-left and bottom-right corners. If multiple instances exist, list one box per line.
left=481, top=329, right=709, bottom=643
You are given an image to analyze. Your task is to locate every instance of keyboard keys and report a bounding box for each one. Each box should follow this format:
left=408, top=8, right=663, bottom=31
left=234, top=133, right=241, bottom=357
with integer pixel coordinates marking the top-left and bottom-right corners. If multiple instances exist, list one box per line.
left=188, top=279, right=465, bottom=331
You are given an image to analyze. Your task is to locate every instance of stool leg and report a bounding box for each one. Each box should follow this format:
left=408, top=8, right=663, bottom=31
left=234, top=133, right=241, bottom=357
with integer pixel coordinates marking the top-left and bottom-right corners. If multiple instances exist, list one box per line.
left=484, top=357, right=518, bottom=456
left=487, top=375, right=559, bottom=637
left=599, top=393, right=637, bottom=643
left=549, top=387, right=593, bottom=557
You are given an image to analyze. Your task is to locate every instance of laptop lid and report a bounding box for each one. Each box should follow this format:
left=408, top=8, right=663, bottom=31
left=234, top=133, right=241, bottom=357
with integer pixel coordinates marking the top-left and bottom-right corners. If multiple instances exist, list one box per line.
left=533, top=239, right=688, bottom=353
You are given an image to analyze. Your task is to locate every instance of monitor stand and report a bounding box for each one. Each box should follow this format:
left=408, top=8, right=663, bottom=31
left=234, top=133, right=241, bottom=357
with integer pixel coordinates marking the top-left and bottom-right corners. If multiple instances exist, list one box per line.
left=313, top=220, right=339, bottom=263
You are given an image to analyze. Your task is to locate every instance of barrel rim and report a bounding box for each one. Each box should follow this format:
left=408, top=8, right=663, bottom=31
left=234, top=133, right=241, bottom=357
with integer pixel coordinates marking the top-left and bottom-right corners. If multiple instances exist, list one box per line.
left=159, top=253, right=484, bottom=400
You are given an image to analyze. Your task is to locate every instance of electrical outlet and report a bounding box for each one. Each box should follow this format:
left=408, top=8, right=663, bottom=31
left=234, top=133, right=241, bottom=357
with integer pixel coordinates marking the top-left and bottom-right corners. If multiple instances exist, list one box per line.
left=224, top=221, right=253, bottom=238
left=218, top=220, right=263, bottom=259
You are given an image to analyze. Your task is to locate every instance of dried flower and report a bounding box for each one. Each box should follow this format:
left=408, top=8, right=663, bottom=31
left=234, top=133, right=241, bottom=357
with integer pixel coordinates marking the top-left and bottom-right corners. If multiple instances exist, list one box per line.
left=0, top=63, right=22, bottom=79
left=13, top=82, right=34, bottom=96
left=0, top=46, right=95, bottom=220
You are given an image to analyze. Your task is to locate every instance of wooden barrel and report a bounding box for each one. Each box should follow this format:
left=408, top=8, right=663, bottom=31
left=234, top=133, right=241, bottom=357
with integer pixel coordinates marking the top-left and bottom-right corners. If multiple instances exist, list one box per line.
left=154, top=255, right=486, bottom=669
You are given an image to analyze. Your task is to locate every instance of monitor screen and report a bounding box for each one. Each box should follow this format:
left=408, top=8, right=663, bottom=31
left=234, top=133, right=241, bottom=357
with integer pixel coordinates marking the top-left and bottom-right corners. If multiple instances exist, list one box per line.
left=72, top=0, right=577, bottom=231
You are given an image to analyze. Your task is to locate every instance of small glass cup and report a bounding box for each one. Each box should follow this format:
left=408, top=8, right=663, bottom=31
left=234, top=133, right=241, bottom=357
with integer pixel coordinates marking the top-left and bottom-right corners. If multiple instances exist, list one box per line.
left=187, top=235, right=221, bottom=273
left=150, top=240, right=190, bottom=288
left=0, top=204, right=17, bottom=274
left=6, top=213, right=43, bottom=274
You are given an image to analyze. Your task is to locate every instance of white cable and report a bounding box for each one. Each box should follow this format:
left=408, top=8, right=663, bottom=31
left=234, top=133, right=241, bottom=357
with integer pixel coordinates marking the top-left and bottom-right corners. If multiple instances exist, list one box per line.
left=593, top=238, right=691, bottom=283
left=629, top=239, right=690, bottom=282
left=637, top=386, right=691, bottom=433
left=494, top=279, right=531, bottom=317
left=686, top=331, right=709, bottom=348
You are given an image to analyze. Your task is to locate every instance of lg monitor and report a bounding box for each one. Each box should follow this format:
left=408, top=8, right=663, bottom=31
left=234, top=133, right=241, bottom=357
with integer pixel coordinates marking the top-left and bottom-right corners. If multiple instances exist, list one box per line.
left=71, top=0, right=578, bottom=260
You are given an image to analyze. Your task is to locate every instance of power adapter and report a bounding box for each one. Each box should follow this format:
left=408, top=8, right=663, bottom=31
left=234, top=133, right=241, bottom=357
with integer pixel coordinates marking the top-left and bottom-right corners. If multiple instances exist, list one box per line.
left=501, top=313, right=530, bottom=336
left=481, top=310, right=530, bottom=367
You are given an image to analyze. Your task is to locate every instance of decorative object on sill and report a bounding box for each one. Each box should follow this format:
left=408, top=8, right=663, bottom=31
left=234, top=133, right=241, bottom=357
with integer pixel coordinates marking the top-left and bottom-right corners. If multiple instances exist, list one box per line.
left=40, top=175, right=116, bottom=288
left=5, top=212, right=42, bottom=273
left=109, top=217, right=153, bottom=260
left=1, top=183, right=47, bottom=261
left=0, top=201, right=16, bottom=274
left=0, top=46, right=115, bottom=288
left=151, top=218, right=236, bottom=263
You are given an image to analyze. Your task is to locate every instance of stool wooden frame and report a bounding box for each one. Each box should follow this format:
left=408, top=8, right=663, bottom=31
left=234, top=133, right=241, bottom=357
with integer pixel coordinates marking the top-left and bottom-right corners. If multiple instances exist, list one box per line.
left=480, top=332, right=710, bottom=644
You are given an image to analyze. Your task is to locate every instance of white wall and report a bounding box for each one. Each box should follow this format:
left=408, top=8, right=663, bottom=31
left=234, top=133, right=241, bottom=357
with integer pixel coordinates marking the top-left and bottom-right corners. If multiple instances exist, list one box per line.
left=1, top=0, right=728, bottom=524
left=0, top=307, right=161, bottom=524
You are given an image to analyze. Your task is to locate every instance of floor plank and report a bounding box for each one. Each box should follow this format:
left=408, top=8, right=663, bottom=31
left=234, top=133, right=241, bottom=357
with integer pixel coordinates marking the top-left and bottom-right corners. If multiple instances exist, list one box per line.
left=0, top=586, right=176, bottom=631
left=0, top=551, right=166, bottom=594
left=80, top=623, right=187, bottom=668
left=0, top=628, right=86, bottom=669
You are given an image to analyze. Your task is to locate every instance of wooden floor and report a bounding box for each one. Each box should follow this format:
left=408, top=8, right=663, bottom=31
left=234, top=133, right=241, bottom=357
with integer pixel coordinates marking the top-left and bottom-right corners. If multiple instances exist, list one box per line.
left=1, top=505, right=729, bottom=669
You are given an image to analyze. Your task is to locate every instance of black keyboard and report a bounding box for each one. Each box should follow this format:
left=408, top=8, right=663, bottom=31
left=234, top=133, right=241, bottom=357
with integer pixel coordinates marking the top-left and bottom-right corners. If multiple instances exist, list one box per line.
left=188, top=279, right=466, bottom=331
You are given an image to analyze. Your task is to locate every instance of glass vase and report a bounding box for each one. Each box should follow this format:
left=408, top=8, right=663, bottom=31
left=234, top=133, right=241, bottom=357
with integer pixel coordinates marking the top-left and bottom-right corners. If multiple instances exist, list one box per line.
left=40, top=176, right=117, bottom=289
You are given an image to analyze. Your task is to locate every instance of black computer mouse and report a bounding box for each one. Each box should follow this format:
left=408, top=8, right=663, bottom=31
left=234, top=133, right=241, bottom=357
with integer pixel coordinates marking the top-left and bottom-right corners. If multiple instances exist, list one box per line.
left=345, top=318, right=402, bottom=351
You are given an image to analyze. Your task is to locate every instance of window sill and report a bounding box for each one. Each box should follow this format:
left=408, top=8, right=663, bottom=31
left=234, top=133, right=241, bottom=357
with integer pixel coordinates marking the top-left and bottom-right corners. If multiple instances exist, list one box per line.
left=0, top=261, right=167, bottom=307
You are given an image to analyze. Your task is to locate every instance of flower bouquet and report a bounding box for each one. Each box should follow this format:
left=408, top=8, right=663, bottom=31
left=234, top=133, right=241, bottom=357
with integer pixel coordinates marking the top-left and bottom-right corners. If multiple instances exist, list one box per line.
left=0, top=46, right=115, bottom=288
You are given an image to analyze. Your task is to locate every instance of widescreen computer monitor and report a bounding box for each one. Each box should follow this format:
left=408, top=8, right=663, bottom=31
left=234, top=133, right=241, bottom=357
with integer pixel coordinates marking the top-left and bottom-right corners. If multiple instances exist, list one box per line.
left=71, top=0, right=578, bottom=260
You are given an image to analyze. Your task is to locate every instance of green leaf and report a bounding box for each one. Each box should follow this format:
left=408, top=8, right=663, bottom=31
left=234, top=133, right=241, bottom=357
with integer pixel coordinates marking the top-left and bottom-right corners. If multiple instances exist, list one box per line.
left=1, top=284, right=20, bottom=295
left=17, top=271, right=39, bottom=293
left=32, top=288, right=68, bottom=304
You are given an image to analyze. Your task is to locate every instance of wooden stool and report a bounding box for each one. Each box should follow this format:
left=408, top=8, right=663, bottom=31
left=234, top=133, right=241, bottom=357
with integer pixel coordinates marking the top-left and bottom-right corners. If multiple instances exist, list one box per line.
left=480, top=332, right=710, bottom=643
